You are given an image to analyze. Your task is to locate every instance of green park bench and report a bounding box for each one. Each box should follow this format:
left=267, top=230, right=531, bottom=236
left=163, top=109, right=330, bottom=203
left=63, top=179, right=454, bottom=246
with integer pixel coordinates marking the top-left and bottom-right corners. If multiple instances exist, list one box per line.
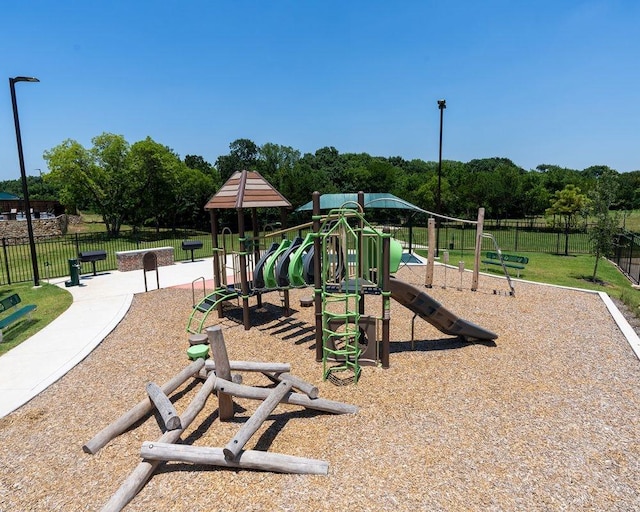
left=0, top=293, right=37, bottom=342
left=482, top=251, right=529, bottom=278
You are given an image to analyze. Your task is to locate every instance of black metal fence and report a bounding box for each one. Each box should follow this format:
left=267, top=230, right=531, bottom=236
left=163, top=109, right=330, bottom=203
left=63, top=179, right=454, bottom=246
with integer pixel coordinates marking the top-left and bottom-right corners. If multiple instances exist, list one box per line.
left=613, top=231, right=640, bottom=284
left=0, top=229, right=214, bottom=286
left=0, top=220, right=601, bottom=286
left=390, top=219, right=595, bottom=257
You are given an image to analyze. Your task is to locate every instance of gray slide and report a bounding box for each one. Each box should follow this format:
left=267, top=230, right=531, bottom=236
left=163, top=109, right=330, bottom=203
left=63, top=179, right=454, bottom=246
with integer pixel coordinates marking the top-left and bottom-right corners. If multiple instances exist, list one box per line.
left=388, top=276, right=498, bottom=341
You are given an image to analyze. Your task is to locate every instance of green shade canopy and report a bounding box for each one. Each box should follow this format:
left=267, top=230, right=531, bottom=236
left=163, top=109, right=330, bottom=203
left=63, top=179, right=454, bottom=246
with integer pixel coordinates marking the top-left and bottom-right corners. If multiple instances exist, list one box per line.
left=295, top=193, right=428, bottom=213
left=0, top=192, right=20, bottom=200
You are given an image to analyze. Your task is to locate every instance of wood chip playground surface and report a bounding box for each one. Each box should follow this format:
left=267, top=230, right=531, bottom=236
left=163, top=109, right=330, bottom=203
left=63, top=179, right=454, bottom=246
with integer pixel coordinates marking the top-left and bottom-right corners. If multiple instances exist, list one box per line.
left=1, top=265, right=639, bottom=511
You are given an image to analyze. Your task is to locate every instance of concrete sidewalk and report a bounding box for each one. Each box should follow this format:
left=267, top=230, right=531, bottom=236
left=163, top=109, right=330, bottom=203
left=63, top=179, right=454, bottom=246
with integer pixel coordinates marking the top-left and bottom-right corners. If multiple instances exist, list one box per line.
left=0, top=258, right=215, bottom=418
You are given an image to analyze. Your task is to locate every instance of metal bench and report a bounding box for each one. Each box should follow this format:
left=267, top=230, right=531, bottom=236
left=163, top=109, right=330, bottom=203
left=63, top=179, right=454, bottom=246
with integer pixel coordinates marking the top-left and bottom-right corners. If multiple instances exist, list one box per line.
left=79, top=250, right=107, bottom=276
left=181, top=240, right=203, bottom=262
left=0, top=293, right=37, bottom=342
left=482, top=251, right=529, bottom=277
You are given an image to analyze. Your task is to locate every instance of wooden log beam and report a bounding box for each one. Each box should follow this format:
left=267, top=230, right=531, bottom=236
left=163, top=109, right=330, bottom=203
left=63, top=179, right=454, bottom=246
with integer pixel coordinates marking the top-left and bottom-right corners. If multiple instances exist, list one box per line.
left=214, top=378, right=358, bottom=415
left=140, top=442, right=329, bottom=475
left=223, top=380, right=294, bottom=460
left=101, top=372, right=218, bottom=512
left=204, top=360, right=291, bottom=373
left=146, top=382, right=181, bottom=431
left=84, top=358, right=205, bottom=455
left=207, top=325, right=234, bottom=420
left=263, top=372, right=319, bottom=399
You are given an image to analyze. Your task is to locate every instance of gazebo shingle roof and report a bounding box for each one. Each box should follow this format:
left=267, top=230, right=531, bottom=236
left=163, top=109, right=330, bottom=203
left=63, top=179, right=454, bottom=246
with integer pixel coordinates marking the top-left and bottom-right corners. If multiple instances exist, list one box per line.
left=204, top=170, right=291, bottom=210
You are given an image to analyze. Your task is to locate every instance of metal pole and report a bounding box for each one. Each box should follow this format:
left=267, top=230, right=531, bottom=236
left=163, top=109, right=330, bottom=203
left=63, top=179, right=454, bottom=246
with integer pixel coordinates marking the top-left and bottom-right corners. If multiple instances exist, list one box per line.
left=9, top=76, right=40, bottom=287
left=436, top=99, right=446, bottom=258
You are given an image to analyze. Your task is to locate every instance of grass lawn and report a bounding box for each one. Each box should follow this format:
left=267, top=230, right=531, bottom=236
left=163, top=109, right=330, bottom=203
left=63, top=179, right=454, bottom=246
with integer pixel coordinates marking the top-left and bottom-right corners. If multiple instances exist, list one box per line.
left=0, top=282, right=73, bottom=356
left=421, top=249, right=640, bottom=311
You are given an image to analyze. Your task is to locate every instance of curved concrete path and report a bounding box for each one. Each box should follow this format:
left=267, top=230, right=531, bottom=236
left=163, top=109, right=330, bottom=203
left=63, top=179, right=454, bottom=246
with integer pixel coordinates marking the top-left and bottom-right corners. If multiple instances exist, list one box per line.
left=0, top=258, right=214, bottom=418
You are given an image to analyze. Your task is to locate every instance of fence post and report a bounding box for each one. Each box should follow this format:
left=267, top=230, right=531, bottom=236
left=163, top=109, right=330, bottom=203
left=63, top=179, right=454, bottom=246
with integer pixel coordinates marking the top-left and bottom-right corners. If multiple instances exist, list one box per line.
left=514, top=222, right=519, bottom=252
left=74, top=232, right=80, bottom=256
left=2, top=238, right=10, bottom=285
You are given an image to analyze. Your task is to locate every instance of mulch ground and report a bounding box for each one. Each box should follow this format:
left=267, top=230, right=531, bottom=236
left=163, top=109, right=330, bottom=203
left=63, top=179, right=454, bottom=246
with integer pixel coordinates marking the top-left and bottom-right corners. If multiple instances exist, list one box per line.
left=1, top=265, right=639, bottom=511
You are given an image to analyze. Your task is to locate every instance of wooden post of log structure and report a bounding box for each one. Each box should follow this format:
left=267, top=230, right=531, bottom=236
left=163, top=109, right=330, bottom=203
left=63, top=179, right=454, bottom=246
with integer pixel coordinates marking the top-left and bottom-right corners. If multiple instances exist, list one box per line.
left=83, top=358, right=205, bottom=455
left=223, top=380, right=294, bottom=460
left=262, top=372, right=319, bottom=399
left=101, top=372, right=218, bottom=512
left=207, top=325, right=234, bottom=421
left=425, top=217, right=435, bottom=288
left=213, top=377, right=358, bottom=415
left=140, top=442, right=329, bottom=475
left=472, top=207, right=484, bottom=292
left=146, top=382, right=181, bottom=431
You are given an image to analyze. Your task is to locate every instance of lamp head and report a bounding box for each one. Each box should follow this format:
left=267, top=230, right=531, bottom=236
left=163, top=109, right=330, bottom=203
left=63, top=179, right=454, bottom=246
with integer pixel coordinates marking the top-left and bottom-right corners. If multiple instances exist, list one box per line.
left=10, top=76, right=40, bottom=84
left=437, top=99, right=446, bottom=109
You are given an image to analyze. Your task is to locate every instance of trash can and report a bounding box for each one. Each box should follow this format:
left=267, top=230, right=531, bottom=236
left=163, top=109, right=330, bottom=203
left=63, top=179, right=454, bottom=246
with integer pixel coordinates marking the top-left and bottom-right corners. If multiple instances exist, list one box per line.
left=65, top=258, right=80, bottom=287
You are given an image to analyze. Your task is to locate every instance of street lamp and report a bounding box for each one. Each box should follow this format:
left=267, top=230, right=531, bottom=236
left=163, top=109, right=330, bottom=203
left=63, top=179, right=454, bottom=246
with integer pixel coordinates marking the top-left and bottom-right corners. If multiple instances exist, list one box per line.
left=436, top=99, right=446, bottom=257
left=9, top=76, right=40, bottom=287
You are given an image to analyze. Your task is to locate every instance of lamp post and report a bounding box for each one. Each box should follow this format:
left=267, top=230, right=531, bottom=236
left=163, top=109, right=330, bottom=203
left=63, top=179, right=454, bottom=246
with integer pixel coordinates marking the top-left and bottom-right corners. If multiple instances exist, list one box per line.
left=9, top=76, right=40, bottom=287
left=436, top=99, right=446, bottom=257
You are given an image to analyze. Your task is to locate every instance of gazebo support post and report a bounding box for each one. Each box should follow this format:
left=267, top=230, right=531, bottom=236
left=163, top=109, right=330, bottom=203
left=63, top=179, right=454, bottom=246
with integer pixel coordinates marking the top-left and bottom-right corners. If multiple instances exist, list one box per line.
left=211, top=210, right=224, bottom=318
left=313, top=191, right=323, bottom=362
left=280, top=206, right=291, bottom=316
left=237, top=208, right=251, bottom=330
left=358, top=191, right=365, bottom=315
left=251, top=207, right=262, bottom=308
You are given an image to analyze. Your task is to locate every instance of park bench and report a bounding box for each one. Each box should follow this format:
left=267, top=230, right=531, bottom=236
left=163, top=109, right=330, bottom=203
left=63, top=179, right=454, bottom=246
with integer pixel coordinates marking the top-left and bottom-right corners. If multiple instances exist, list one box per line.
left=79, top=250, right=107, bottom=276
left=181, top=240, right=203, bottom=262
left=0, top=293, right=37, bottom=342
left=482, top=251, right=529, bottom=277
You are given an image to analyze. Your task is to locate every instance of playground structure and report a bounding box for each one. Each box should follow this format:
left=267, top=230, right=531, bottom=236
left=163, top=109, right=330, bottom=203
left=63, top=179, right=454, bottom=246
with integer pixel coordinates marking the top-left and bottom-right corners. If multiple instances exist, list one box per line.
left=84, top=326, right=357, bottom=511
left=195, top=175, right=498, bottom=383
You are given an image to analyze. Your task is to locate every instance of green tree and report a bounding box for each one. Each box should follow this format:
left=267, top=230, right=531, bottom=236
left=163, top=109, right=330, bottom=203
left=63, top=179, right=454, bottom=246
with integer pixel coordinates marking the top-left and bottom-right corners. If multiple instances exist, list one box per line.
left=589, top=169, right=620, bottom=282
left=43, top=134, right=134, bottom=235
left=546, top=184, right=591, bottom=256
left=215, top=139, right=259, bottom=182
left=185, top=154, right=220, bottom=188
left=127, top=137, right=184, bottom=232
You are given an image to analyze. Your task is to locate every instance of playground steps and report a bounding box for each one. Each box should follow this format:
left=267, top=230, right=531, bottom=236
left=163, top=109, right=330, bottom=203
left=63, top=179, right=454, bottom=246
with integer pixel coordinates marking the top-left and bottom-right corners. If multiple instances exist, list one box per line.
left=187, top=288, right=239, bottom=334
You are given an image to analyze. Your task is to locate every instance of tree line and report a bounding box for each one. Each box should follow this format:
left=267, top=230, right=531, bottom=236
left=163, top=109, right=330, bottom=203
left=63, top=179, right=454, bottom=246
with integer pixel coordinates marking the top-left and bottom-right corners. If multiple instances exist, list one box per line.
left=1, top=134, right=637, bottom=236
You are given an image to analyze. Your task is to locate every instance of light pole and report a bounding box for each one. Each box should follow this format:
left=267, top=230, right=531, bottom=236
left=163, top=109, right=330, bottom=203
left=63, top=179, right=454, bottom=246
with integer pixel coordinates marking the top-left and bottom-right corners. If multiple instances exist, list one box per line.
left=9, top=76, right=40, bottom=287
left=436, top=99, right=446, bottom=257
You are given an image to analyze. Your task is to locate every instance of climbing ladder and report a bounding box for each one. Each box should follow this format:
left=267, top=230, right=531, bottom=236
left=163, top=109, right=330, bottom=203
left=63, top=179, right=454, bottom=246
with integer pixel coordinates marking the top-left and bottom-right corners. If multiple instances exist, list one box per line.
left=186, top=288, right=239, bottom=334
left=320, top=211, right=363, bottom=384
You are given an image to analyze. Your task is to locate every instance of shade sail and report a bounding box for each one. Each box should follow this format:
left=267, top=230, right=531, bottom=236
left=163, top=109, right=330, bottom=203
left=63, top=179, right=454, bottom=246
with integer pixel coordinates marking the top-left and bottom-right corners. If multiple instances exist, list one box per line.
left=295, top=193, right=428, bottom=214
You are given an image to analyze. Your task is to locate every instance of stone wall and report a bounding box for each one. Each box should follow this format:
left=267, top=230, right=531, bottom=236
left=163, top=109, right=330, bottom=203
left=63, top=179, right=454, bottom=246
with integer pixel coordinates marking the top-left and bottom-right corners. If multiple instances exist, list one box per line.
left=115, top=247, right=175, bottom=272
left=0, top=216, right=66, bottom=241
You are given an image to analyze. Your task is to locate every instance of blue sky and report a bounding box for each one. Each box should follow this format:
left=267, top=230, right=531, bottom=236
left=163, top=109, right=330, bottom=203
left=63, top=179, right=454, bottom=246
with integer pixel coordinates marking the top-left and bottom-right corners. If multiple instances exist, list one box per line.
left=1, top=1, right=639, bottom=182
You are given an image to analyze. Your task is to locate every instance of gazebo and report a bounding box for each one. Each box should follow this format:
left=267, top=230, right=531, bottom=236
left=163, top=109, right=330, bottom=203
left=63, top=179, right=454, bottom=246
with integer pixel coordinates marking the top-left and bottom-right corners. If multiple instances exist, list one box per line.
left=204, top=170, right=292, bottom=329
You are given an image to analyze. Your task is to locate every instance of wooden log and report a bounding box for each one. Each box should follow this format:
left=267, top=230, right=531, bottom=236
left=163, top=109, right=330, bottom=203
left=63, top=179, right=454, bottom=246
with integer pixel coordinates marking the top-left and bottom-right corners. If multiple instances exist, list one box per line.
left=207, top=325, right=234, bottom=420
left=146, top=382, right=181, bottom=431
left=101, top=373, right=218, bottom=512
left=263, top=372, right=319, bottom=399
left=204, top=360, right=291, bottom=373
left=197, top=366, right=244, bottom=384
left=214, top=378, right=358, bottom=414
left=223, top=380, right=294, bottom=460
left=84, top=358, right=205, bottom=455
left=140, top=442, right=328, bottom=475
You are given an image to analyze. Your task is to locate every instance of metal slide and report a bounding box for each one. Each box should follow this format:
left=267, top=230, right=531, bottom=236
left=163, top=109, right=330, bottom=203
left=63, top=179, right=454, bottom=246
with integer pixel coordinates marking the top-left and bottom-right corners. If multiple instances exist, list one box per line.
left=388, top=276, right=498, bottom=341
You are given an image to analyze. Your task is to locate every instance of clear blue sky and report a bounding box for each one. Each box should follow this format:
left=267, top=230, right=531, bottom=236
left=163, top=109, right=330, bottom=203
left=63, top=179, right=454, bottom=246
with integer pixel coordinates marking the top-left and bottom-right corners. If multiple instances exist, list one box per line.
left=1, top=0, right=639, bottom=182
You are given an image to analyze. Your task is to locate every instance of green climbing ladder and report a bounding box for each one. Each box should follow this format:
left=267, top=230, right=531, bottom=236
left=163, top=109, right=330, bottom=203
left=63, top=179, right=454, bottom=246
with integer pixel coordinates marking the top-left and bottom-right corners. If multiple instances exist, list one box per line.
left=320, top=211, right=363, bottom=384
left=186, top=288, right=239, bottom=334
